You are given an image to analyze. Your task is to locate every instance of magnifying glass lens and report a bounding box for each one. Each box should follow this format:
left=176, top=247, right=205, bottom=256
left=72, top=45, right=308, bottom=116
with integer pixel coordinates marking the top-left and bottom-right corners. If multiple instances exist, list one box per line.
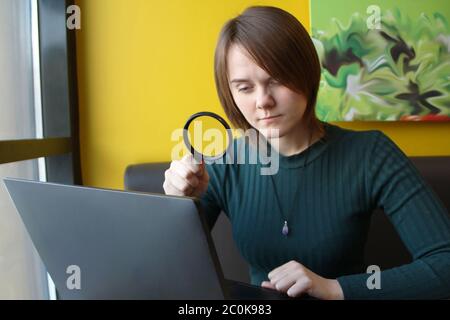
left=183, top=112, right=233, bottom=163
left=186, top=116, right=230, bottom=158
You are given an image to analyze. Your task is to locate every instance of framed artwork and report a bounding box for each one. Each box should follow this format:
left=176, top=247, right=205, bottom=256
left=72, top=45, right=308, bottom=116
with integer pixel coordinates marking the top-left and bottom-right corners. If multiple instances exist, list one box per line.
left=311, top=0, right=450, bottom=121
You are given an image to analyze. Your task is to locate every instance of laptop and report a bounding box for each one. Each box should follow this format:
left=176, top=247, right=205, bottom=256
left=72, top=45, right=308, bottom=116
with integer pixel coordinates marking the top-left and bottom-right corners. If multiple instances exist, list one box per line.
left=3, top=178, right=296, bottom=300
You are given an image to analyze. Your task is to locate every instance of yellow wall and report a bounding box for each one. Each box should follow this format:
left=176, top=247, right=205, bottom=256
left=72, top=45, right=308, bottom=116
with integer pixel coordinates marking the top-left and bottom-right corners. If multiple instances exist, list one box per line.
left=76, top=0, right=450, bottom=190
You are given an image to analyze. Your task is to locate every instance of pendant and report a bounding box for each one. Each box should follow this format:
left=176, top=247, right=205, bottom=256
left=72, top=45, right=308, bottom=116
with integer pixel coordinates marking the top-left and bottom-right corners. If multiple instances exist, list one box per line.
left=282, top=221, right=289, bottom=236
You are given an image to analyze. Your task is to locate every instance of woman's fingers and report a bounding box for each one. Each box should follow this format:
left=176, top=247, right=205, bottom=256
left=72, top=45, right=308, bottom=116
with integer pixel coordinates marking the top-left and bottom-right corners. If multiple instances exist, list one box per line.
left=181, top=154, right=204, bottom=176
left=171, top=160, right=199, bottom=188
left=263, top=274, right=312, bottom=297
left=261, top=281, right=276, bottom=289
left=163, top=173, right=193, bottom=196
left=286, top=278, right=312, bottom=297
left=271, top=273, right=297, bottom=292
left=164, top=169, right=194, bottom=195
left=163, top=155, right=209, bottom=197
left=192, top=176, right=209, bottom=197
left=268, top=260, right=301, bottom=283
left=264, top=261, right=315, bottom=297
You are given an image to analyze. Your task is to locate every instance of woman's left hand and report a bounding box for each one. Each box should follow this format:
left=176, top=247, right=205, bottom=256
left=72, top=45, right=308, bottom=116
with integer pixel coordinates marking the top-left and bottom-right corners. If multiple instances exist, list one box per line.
left=261, top=260, right=344, bottom=300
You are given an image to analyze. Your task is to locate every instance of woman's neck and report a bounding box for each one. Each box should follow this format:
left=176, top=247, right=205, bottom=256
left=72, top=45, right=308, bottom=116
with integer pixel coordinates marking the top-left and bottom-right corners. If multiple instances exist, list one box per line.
left=268, top=121, right=323, bottom=157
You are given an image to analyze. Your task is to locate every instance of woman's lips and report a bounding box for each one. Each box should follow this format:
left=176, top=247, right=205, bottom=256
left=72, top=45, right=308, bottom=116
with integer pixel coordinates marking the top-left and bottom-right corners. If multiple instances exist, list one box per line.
left=259, top=115, right=282, bottom=123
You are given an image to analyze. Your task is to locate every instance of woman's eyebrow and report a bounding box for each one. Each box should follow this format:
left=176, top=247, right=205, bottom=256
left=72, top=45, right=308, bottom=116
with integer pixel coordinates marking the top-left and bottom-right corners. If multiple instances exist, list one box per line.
left=230, top=77, right=274, bottom=84
left=230, top=78, right=250, bottom=84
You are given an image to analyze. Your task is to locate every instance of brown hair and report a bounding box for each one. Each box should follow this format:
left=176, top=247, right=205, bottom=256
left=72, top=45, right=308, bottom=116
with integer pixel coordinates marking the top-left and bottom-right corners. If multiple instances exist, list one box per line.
left=214, top=6, right=324, bottom=137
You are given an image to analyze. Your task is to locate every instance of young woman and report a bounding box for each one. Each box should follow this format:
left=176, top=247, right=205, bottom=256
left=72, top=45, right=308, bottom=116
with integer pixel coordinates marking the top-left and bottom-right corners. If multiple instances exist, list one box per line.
left=163, top=6, right=450, bottom=300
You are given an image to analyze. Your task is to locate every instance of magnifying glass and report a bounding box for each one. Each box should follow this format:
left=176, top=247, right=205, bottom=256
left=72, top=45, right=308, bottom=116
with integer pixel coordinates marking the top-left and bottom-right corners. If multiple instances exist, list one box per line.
left=183, top=111, right=233, bottom=163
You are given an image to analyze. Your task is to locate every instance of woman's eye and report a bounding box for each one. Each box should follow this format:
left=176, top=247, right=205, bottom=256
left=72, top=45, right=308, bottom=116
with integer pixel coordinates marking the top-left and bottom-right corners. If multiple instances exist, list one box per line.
left=238, top=87, right=250, bottom=92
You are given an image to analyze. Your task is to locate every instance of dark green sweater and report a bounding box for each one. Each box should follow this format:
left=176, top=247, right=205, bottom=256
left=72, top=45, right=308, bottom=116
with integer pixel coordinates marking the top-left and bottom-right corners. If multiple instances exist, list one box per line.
left=199, top=122, right=450, bottom=299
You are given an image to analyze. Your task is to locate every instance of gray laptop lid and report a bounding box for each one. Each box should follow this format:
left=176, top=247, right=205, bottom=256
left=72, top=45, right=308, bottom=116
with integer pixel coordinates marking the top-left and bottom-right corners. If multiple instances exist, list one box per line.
left=3, top=178, right=228, bottom=300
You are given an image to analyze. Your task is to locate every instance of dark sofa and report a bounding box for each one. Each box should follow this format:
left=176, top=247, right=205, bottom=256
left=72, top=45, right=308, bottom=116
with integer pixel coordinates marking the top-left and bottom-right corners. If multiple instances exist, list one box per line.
left=124, top=157, right=450, bottom=283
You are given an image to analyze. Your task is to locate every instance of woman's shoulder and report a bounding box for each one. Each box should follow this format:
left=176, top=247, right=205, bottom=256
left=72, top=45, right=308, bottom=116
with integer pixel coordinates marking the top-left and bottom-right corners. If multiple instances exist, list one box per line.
left=325, top=122, right=388, bottom=150
left=325, top=122, right=382, bottom=141
left=321, top=122, right=403, bottom=165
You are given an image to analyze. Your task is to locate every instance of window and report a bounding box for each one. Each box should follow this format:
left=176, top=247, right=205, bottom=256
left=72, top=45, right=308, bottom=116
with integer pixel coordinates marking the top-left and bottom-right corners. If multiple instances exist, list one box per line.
left=0, top=0, right=80, bottom=299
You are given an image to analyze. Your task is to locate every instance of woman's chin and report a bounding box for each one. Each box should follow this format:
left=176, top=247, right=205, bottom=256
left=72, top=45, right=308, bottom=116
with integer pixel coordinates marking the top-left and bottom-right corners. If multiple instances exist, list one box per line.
left=257, top=127, right=282, bottom=140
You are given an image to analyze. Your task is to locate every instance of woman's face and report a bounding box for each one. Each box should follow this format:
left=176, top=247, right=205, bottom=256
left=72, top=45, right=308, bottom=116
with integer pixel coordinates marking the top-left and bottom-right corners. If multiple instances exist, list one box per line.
left=227, top=44, right=308, bottom=139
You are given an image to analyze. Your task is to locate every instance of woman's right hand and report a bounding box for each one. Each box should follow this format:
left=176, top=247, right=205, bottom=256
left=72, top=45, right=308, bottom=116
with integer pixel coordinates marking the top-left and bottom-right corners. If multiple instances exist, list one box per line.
left=163, top=154, right=209, bottom=197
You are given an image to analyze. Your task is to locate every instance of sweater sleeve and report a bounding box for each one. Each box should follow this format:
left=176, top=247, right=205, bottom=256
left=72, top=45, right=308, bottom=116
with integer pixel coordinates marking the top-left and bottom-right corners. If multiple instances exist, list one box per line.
left=198, top=163, right=226, bottom=231
left=337, top=131, right=450, bottom=299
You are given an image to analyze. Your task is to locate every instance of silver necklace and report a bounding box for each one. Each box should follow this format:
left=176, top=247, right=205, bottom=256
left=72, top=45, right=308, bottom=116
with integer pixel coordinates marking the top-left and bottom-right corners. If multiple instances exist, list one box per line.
left=268, top=131, right=313, bottom=237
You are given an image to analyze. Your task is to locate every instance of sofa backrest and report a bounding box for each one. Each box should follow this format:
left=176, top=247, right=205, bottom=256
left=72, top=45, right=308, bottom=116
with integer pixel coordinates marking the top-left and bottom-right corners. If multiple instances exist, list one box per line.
left=124, top=157, right=450, bottom=283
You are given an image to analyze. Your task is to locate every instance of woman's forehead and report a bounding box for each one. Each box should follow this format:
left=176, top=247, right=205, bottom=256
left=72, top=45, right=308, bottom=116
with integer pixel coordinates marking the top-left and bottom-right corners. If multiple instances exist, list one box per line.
left=227, top=44, right=270, bottom=81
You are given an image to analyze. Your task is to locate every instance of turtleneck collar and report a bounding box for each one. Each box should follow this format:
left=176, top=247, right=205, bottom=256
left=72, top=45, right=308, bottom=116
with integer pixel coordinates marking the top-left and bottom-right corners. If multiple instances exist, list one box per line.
left=243, top=122, right=345, bottom=169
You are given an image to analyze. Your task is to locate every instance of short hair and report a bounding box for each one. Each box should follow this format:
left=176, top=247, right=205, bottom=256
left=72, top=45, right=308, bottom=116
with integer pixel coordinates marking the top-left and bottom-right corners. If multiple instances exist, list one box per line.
left=214, top=6, right=323, bottom=136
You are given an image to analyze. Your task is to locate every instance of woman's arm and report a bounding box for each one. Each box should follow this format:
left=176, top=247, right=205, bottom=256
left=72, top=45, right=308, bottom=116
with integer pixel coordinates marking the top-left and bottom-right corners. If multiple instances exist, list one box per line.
left=198, top=163, right=227, bottom=230
left=337, top=132, right=450, bottom=299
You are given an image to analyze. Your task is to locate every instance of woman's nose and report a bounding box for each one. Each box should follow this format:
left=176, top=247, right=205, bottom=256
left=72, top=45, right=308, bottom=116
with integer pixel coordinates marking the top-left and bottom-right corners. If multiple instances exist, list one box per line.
left=255, top=89, right=275, bottom=109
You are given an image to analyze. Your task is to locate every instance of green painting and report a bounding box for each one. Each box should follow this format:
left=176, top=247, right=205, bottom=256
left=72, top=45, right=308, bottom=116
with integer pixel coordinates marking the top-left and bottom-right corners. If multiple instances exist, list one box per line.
left=311, top=0, right=450, bottom=121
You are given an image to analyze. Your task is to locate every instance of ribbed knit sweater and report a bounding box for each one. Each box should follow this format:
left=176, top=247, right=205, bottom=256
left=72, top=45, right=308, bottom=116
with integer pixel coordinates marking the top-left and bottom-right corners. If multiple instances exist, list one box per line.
left=199, top=122, right=450, bottom=299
